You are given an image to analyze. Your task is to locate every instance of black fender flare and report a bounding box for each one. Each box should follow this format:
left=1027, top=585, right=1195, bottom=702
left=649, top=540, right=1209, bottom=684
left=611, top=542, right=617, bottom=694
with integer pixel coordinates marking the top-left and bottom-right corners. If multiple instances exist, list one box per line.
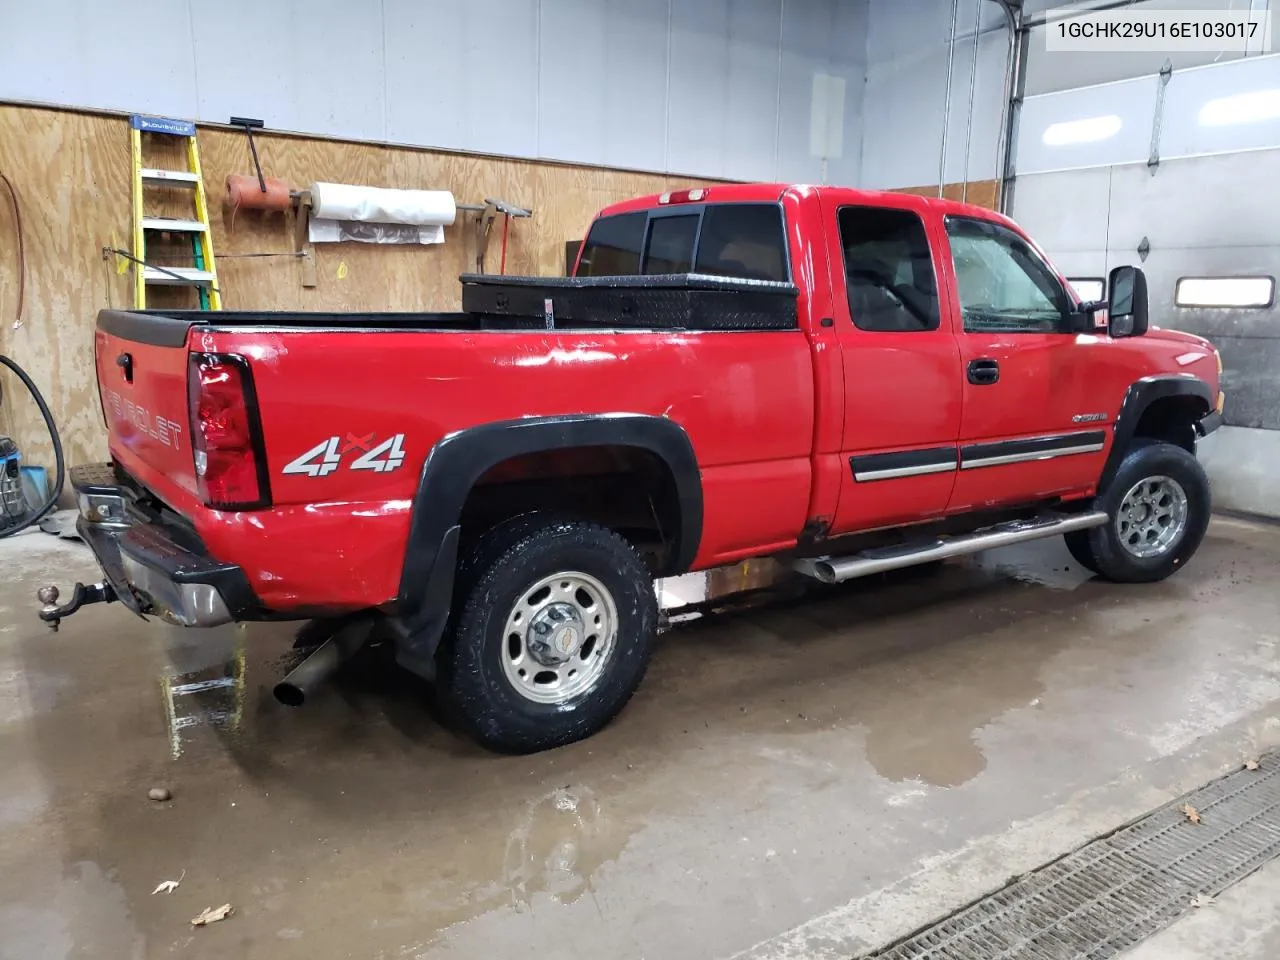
left=1100, top=374, right=1213, bottom=492
left=392, top=414, right=703, bottom=674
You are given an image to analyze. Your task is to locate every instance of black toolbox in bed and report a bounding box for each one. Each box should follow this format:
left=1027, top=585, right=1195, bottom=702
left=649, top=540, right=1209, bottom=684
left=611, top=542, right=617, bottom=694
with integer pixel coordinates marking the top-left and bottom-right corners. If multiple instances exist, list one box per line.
left=459, top=273, right=799, bottom=331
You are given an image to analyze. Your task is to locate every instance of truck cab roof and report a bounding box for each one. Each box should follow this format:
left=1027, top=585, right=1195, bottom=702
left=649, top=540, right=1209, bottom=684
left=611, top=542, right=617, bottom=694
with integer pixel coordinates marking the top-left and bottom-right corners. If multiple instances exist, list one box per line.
left=596, top=182, right=1014, bottom=228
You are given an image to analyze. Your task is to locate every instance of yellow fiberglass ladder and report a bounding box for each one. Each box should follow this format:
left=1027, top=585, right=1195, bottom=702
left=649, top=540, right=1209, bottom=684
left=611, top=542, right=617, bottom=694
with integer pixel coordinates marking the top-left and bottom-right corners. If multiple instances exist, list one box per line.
left=129, top=114, right=221, bottom=310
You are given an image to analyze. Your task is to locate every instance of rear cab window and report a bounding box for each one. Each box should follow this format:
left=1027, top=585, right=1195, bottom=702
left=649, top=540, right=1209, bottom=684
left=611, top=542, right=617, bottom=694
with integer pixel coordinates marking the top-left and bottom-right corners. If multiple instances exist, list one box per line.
left=576, top=202, right=789, bottom=282
left=576, top=211, right=646, bottom=276
left=644, top=215, right=699, bottom=274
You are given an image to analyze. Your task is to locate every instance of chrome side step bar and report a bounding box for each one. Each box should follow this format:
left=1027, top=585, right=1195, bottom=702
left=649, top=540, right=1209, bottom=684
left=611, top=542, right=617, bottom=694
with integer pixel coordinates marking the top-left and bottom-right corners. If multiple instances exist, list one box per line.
left=791, top=510, right=1109, bottom=584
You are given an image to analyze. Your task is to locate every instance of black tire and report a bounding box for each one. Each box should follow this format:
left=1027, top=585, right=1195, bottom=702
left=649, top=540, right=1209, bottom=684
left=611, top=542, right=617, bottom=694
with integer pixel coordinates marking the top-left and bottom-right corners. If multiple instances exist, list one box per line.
left=1084, top=440, right=1211, bottom=583
left=438, top=517, right=657, bottom=753
left=1062, top=530, right=1099, bottom=574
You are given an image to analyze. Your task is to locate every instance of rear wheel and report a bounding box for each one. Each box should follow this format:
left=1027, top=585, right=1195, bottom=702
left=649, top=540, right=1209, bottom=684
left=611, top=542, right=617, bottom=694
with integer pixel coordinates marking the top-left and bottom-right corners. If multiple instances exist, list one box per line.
left=438, top=517, right=657, bottom=753
left=1083, top=441, right=1210, bottom=583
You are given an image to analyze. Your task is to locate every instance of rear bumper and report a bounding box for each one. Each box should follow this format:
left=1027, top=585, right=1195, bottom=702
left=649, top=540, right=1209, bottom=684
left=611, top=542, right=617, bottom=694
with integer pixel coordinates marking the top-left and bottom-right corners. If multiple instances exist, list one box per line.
left=71, top=463, right=259, bottom=627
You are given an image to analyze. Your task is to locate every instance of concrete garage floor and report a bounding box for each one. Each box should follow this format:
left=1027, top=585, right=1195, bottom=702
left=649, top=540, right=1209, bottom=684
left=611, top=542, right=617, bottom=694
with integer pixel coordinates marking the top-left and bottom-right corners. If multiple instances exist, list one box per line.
left=3, top=518, right=1280, bottom=960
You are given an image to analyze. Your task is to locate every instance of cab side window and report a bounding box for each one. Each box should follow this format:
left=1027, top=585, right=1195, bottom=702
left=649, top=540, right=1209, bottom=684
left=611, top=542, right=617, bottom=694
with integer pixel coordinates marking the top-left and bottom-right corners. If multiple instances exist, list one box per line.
left=839, top=207, right=940, bottom=332
left=946, top=217, right=1070, bottom=333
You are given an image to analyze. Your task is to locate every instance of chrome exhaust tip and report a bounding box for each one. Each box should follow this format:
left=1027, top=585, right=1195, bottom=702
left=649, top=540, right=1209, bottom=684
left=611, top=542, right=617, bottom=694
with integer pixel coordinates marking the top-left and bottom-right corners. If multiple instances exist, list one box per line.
left=273, top=617, right=374, bottom=707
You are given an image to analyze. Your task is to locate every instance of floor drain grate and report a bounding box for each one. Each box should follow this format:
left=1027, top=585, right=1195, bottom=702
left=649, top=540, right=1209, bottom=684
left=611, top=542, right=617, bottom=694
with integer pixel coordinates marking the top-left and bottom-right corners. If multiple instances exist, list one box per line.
left=863, top=752, right=1280, bottom=960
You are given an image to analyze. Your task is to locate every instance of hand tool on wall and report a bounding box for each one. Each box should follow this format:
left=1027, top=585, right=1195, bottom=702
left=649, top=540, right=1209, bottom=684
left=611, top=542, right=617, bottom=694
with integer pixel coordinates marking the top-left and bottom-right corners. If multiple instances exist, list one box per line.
left=225, top=116, right=293, bottom=227
left=472, top=198, right=532, bottom=274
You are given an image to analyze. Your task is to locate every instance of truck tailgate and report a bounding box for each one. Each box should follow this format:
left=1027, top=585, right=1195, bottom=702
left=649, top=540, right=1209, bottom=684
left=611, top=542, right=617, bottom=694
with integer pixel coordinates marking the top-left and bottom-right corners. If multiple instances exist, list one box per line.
left=95, top=311, right=199, bottom=512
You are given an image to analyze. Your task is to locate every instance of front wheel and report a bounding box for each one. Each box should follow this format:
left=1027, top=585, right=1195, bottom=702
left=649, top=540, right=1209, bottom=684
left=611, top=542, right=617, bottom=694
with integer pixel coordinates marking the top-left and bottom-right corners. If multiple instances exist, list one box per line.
left=1083, top=441, right=1211, bottom=583
left=1063, top=530, right=1099, bottom=574
left=438, top=518, right=658, bottom=753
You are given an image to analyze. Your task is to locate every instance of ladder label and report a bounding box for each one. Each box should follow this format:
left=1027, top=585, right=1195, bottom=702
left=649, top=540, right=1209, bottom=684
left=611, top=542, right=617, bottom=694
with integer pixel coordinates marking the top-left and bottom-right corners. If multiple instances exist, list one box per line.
left=130, top=114, right=197, bottom=137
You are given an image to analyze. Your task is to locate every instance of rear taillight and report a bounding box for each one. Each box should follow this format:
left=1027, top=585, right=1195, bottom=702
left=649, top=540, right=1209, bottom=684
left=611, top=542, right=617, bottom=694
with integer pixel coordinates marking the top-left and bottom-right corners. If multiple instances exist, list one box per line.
left=187, top=353, right=271, bottom=509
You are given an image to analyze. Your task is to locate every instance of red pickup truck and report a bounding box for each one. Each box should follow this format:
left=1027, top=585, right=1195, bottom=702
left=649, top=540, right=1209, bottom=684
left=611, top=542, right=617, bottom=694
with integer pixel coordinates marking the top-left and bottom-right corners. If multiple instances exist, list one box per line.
left=43, top=183, right=1224, bottom=753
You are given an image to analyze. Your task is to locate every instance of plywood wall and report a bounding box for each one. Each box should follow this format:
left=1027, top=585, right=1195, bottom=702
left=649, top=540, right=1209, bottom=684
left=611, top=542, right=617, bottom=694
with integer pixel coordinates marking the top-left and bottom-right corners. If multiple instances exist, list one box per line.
left=0, top=100, right=1002, bottom=482
left=893, top=179, right=1000, bottom=211
left=0, top=104, right=711, bottom=474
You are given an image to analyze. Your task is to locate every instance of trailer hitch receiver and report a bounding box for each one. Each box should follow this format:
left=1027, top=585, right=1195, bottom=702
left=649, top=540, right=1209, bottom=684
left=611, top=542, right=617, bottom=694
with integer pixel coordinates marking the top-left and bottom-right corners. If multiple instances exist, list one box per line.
left=37, top=582, right=117, bottom=630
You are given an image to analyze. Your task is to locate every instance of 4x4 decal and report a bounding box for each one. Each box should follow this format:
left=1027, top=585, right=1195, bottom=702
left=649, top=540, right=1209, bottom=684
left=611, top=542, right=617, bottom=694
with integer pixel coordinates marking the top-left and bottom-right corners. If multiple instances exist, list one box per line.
left=283, top=434, right=407, bottom=477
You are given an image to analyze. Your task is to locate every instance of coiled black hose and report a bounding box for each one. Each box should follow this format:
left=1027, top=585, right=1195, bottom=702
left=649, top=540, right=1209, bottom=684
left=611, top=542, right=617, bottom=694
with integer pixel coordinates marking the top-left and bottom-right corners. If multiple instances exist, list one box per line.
left=0, top=354, right=65, bottom=539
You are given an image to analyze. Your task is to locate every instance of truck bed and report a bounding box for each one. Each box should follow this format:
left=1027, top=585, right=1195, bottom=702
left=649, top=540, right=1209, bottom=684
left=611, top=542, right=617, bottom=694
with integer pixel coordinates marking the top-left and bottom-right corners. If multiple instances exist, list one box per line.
left=102, top=272, right=799, bottom=344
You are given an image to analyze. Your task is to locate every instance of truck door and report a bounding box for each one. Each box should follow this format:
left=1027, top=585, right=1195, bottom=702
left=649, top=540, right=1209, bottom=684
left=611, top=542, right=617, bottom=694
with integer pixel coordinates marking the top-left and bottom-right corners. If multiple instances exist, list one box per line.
left=822, top=195, right=964, bottom=534
left=941, top=215, right=1108, bottom=512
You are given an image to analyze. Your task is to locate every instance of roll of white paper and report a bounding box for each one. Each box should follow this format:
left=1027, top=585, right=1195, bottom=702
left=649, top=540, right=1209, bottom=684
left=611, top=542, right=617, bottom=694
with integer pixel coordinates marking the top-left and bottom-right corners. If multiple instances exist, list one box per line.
left=308, top=182, right=457, bottom=227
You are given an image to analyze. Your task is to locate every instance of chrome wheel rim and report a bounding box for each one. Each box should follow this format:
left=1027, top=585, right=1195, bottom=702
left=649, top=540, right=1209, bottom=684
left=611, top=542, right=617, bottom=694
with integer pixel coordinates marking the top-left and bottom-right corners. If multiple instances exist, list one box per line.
left=500, top=571, right=618, bottom=705
left=1115, top=475, right=1189, bottom=559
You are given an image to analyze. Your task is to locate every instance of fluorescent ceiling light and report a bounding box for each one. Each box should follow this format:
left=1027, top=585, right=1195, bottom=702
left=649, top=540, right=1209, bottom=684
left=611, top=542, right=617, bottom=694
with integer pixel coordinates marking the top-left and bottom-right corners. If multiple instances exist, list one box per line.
left=1175, top=277, right=1275, bottom=308
left=1042, top=114, right=1122, bottom=146
left=1199, top=89, right=1280, bottom=127
left=1068, top=278, right=1104, bottom=302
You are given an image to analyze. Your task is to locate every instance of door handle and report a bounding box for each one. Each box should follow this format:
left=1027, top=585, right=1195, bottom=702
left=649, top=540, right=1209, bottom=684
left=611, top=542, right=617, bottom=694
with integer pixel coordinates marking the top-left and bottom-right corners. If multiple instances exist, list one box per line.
left=967, top=358, right=1000, bottom=385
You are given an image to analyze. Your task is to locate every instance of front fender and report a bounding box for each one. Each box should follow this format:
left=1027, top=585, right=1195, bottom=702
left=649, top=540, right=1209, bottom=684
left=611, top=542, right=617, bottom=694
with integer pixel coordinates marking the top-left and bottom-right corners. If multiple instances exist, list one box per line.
left=1101, top=374, right=1213, bottom=491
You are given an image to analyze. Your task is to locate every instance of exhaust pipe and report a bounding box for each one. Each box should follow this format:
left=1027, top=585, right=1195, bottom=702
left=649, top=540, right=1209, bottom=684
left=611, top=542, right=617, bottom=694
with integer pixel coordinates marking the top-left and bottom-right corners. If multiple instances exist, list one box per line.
left=273, top=617, right=374, bottom=707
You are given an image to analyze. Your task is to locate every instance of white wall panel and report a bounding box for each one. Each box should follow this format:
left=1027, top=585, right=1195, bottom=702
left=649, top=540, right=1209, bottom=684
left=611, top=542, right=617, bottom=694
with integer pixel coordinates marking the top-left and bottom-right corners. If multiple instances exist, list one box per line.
left=667, top=0, right=734, bottom=178
left=865, top=0, right=1004, bottom=67
left=198, top=0, right=386, bottom=146
left=941, top=27, right=1007, bottom=184
left=539, top=0, right=669, bottom=170
left=0, top=0, right=198, bottom=118
left=726, top=0, right=787, bottom=181
left=827, top=0, right=870, bottom=185
left=191, top=3, right=302, bottom=138
left=385, top=0, right=539, bottom=158
left=1015, top=77, right=1160, bottom=175
left=668, top=0, right=797, bottom=181
left=861, top=48, right=947, bottom=187
left=0, top=0, right=870, bottom=183
left=859, top=0, right=1010, bottom=189
left=777, top=0, right=866, bottom=184
left=859, top=29, right=1006, bottom=187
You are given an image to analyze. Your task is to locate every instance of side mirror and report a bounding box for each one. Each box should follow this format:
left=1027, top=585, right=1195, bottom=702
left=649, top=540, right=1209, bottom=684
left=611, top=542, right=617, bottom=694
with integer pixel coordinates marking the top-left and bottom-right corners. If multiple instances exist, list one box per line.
left=1068, top=299, right=1109, bottom=333
left=1107, top=265, right=1149, bottom=338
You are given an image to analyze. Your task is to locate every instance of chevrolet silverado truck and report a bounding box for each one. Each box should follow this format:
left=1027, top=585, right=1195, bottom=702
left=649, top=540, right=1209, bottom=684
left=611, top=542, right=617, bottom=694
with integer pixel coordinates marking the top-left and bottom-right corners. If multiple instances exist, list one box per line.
left=41, top=183, right=1224, bottom=753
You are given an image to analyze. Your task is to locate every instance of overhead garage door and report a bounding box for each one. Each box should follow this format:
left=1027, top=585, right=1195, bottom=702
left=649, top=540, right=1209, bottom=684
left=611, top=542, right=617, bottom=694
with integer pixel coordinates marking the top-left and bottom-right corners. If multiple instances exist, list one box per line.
left=1009, top=11, right=1280, bottom=517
